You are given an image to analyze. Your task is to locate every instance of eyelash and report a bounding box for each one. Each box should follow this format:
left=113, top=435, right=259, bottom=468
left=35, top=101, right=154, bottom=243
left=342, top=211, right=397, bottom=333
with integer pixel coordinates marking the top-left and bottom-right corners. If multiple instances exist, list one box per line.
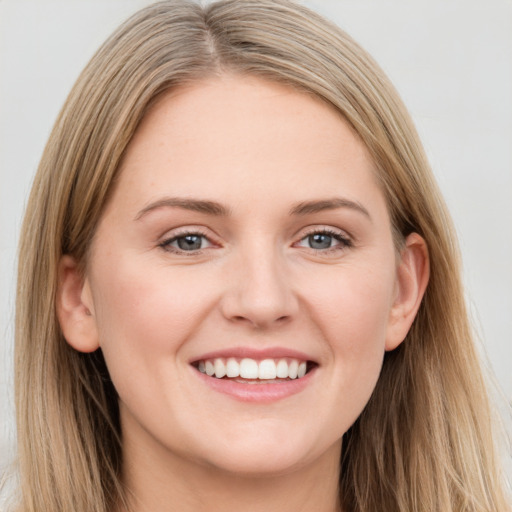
left=295, top=228, right=352, bottom=254
left=158, top=227, right=352, bottom=255
left=159, top=228, right=213, bottom=255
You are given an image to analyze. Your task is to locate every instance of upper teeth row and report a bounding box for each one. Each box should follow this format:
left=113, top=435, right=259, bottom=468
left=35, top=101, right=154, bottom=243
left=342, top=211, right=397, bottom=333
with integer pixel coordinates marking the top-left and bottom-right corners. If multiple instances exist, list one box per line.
left=197, top=358, right=307, bottom=380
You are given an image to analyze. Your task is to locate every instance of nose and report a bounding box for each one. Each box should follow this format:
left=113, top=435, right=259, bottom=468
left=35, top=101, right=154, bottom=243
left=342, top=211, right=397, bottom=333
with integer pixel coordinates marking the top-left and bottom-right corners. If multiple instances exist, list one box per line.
left=220, top=247, right=299, bottom=329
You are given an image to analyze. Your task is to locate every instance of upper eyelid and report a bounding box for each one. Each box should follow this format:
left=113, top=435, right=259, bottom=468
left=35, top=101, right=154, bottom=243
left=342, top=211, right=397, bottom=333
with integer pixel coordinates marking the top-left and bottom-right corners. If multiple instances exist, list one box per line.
left=300, top=226, right=346, bottom=235
left=296, top=225, right=352, bottom=240
left=159, top=225, right=216, bottom=242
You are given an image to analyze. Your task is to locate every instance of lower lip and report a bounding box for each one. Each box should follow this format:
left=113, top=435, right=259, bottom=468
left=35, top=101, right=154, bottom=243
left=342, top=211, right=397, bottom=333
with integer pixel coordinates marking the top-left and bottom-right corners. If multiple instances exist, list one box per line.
left=193, top=367, right=317, bottom=403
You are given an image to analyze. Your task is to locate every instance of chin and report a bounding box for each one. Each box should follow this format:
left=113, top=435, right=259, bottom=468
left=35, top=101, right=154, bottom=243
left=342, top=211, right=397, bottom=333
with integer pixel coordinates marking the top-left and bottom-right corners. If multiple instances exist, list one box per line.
left=202, top=450, right=312, bottom=477
left=192, top=427, right=338, bottom=477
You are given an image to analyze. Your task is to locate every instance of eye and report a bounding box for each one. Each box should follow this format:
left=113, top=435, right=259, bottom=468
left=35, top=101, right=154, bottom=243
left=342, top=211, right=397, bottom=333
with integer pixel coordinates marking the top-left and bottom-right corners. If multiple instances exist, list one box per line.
left=160, top=232, right=213, bottom=253
left=295, top=229, right=352, bottom=251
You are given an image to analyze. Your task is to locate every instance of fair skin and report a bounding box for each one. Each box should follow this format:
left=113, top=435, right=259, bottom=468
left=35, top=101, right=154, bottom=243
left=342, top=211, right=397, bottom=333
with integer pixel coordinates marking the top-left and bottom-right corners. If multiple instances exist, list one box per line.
left=57, top=75, right=429, bottom=512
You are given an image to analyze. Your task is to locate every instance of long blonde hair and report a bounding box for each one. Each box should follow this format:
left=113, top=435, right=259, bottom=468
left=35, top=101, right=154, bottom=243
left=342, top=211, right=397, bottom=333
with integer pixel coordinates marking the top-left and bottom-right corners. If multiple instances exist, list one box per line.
left=15, top=1, right=509, bottom=511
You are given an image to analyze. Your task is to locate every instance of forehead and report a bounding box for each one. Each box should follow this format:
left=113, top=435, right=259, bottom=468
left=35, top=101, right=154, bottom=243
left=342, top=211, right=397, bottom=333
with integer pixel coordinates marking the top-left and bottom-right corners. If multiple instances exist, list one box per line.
left=109, top=74, right=383, bottom=218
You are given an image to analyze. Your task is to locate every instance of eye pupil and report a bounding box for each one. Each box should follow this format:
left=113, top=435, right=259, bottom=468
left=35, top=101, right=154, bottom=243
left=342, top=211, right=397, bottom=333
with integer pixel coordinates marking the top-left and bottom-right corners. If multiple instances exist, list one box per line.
left=177, top=235, right=203, bottom=250
left=309, top=233, right=332, bottom=249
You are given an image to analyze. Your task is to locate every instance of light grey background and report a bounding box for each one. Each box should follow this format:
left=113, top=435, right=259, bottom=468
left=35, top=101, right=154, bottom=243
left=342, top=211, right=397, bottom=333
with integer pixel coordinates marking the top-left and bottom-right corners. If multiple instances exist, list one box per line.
left=1, top=0, right=511, bottom=475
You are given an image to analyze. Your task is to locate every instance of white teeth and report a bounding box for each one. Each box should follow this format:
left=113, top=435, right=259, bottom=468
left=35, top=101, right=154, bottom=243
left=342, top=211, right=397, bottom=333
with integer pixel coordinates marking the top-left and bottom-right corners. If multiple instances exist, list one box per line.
left=276, top=359, right=288, bottom=378
left=258, top=359, right=277, bottom=379
left=240, top=358, right=259, bottom=379
left=214, top=359, right=226, bottom=378
left=196, top=357, right=311, bottom=380
left=226, top=357, right=240, bottom=378
left=288, top=360, right=298, bottom=379
left=205, top=360, right=215, bottom=376
left=298, top=361, right=307, bottom=378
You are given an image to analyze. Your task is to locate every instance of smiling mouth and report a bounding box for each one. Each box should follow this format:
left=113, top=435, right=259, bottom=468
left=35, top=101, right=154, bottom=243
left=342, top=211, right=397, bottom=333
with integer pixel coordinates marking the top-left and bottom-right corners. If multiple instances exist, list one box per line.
left=193, top=357, right=316, bottom=382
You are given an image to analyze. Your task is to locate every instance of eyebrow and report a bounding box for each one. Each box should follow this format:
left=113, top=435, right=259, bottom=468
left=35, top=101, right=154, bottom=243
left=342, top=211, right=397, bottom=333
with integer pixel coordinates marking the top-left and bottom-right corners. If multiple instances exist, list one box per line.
left=135, top=196, right=371, bottom=221
left=135, top=197, right=231, bottom=220
left=289, top=198, right=371, bottom=219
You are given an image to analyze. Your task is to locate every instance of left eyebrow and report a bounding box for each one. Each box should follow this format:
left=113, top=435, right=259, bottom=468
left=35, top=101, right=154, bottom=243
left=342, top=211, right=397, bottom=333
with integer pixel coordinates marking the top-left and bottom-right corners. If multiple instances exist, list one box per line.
left=134, top=197, right=231, bottom=220
left=289, top=197, right=371, bottom=220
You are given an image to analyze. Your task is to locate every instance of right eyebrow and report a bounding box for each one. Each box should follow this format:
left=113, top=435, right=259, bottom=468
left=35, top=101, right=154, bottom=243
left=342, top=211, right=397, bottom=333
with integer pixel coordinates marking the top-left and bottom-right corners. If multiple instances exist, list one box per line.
left=134, top=197, right=231, bottom=221
left=289, top=197, right=371, bottom=220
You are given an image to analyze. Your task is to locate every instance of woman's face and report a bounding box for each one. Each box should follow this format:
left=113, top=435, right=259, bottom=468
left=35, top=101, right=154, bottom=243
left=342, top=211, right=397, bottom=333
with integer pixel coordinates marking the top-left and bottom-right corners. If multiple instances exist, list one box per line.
left=62, top=75, right=425, bottom=477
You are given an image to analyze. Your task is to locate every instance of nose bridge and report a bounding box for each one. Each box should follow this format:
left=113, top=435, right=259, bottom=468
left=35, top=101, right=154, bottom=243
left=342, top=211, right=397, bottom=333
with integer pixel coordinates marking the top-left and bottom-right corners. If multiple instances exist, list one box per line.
left=221, top=236, right=298, bottom=328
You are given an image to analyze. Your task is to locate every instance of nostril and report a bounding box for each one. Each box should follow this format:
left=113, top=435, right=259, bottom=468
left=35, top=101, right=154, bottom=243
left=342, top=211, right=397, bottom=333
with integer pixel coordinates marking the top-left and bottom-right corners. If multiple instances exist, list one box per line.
left=232, top=315, right=248, bottom=323
left=228, top=314, right=290, bottom=328
left=220, top=271, right=299, bottom=328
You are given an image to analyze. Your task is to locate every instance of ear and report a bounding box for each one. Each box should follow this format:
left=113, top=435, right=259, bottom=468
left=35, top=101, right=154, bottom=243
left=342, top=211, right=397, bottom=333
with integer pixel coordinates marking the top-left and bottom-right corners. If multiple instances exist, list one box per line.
left=56, top=255, right=100, bottom=353
left=385, top=233, right=430, bottom=351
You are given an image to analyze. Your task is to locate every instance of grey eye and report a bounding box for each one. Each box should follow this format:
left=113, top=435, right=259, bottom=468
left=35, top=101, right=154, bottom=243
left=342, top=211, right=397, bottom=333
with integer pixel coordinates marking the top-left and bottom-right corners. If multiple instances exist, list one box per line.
left=160, top=230, right=214, bottom=254
left=307, top=233, right=334, bottom=249
left=176, top=235, right=205, bottom=251
left=295, top=229, right=351, bottom=252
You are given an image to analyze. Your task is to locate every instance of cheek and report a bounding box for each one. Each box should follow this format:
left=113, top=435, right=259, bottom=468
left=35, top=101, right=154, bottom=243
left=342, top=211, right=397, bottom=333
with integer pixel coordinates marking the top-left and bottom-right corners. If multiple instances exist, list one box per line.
left=305, top=260, right=395, bottom=344
left=89, top=256, right=219, bottom=383
left=298, top=259, right=396, bottom=403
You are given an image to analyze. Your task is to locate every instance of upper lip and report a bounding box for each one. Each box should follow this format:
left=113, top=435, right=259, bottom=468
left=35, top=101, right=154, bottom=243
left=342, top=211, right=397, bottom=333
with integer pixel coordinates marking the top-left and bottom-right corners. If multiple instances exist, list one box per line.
left=189, top=346, right=317, bottom=364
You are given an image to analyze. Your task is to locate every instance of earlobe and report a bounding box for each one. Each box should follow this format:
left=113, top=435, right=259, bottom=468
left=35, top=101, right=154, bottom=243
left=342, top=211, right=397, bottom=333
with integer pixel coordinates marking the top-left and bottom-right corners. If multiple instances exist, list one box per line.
left=56, top=255, right=100, bottom=353
left=385, top=233, right=430, bottom=351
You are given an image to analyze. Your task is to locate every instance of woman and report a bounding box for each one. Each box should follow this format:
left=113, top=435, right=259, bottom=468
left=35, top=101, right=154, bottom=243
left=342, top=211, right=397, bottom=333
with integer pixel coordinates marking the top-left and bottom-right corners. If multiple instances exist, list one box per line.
left=14, top=1, right=510, bottom=511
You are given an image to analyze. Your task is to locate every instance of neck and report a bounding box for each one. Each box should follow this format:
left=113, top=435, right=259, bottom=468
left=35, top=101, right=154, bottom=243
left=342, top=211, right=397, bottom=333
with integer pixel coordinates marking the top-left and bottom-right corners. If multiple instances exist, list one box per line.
left=120, top=433, right=342, bottom=512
